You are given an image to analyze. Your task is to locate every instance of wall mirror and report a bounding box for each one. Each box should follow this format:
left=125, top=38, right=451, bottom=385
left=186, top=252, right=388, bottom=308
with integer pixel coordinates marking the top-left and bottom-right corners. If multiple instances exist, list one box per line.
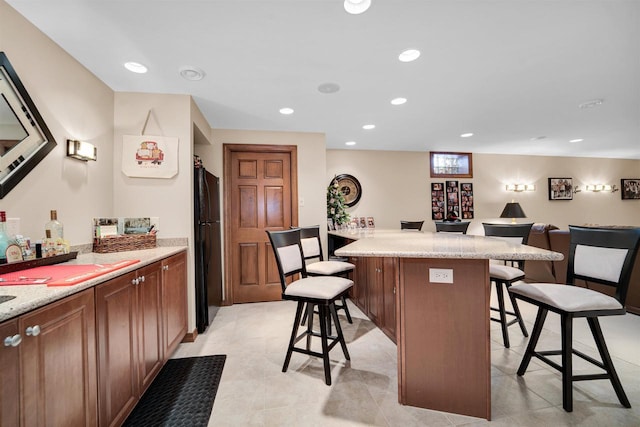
left=0, top=52, right=56, bottom=198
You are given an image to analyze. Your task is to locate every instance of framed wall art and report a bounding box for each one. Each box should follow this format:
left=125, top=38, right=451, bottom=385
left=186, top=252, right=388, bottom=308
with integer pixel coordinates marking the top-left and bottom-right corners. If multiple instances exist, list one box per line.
left=621, top=179, right=640, bottom=200
left=431, top=182, right=445, bottom=220
left=122, top=135, right=179, bottom=179
left=548, top=177, right=574, bottom=200
left=430, top=152, right=473, bottom=178
left=446, top=180, right=460, bottom=218
left=460, top=183, right=474, bottom=219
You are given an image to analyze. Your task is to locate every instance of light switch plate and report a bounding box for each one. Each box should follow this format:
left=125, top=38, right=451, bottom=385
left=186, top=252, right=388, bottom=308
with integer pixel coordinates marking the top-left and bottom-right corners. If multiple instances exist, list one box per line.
left=429, top=268, right=454, bottom=284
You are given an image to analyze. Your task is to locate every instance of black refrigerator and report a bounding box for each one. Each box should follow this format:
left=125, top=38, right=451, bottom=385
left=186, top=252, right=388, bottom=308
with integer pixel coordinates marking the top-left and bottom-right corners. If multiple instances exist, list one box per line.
left=194, top=166, right=223, bottom=333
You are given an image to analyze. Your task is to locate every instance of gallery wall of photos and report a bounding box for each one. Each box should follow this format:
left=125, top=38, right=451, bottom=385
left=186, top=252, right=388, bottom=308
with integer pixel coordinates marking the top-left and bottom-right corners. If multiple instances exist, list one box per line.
left=431, top=181, right=474, bottom=220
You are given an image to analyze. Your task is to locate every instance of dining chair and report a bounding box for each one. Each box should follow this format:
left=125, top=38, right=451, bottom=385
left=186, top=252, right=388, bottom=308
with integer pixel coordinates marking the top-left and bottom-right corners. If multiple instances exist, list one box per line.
left=400, top=220, right=424, bottom=231
left=299, top=225, right=354, bottom=324
left=482, top=222, right=534, bottom=348
left=435, top=221, right=470, bottom=234
left=509, top=225, right=640, bottom=412
left=265, top=228, right=353, bottom=385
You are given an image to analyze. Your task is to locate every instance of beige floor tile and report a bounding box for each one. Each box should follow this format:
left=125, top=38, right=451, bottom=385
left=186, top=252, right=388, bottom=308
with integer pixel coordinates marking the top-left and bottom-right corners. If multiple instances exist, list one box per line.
left=172, top=297, right=639, bottom=426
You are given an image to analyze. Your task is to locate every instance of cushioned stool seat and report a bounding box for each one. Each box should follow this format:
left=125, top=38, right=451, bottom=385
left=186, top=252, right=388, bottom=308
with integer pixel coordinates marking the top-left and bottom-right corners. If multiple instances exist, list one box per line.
left=509, top=283, right=623, bottom=312
left=305, top=260, right=354, bottom=276
left=489, top=264, right=526, bottom=281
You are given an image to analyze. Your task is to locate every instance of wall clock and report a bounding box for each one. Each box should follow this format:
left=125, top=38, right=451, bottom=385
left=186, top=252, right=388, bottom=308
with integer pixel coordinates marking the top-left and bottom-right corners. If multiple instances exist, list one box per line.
left=333, top=174, right=362, bottom=207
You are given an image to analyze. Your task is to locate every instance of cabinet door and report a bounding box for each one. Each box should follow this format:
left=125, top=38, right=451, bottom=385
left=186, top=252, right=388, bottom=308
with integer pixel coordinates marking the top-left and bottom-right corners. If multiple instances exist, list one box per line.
left=0, top=319, right=20, bottom=427
left=96, top=271, right=139, bottom=427
left=367, top=258, right=384, bottom=325
left=348, top=256, right=368, bottom=313
left=20, top=288, right=97, bottom=427
left=162, top=251, right=188, bottom=359
left=136, top=262, right=163, bottom=393
left=380, top=257, right=397, bottom=343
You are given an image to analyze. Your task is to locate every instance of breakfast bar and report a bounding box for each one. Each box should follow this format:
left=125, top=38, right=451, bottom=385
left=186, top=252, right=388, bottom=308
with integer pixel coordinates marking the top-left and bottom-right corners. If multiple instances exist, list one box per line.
left=334, top=229, right=563, bottom=420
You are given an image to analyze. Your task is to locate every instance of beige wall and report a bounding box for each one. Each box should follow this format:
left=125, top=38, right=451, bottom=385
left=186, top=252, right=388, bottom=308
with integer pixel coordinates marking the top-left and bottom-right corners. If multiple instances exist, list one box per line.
left=0, top=1, right=114, bottom=244
left=327, top=150, right=640, bottom=235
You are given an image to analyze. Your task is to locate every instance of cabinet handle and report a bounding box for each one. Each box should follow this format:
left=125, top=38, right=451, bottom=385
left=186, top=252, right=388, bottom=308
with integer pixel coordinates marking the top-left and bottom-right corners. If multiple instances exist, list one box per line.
left=4, top=334, right=22, bottom=347
left=139, top=275, right=145, bottom=283
left=163, top=265, right=169, bottom=271
left=132, top=278, right=139, bottom=285
left=25, top=325, right=41, bottom=337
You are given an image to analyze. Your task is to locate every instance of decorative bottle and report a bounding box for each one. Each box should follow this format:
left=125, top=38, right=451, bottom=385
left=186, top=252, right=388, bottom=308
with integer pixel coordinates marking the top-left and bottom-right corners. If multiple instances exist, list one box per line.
left=45, top=210, right=64, bottom=240
left=0, top=211, right=9, bottom=264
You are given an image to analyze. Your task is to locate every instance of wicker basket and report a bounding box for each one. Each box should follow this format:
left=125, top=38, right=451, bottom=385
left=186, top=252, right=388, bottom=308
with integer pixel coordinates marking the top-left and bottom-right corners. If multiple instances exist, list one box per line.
left=93, top=234, right=156, bottom=253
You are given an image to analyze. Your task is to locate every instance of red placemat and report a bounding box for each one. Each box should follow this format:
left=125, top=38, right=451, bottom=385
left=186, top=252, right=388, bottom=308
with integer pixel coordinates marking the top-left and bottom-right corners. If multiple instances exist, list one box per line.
left=0, top=260, right=140, bottom=286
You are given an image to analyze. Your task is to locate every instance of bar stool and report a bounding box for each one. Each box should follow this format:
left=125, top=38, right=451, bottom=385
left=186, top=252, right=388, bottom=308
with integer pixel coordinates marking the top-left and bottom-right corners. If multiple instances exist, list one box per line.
left=401, top=220, right=424, bottom=231
left=482, top=222, right=534, bottom=348
left=435, top=221, right=470, bottom=234
left=266, top=228, right=353, bottom=385
left=299, top=225, right=354, bottom=324
left=510, top=226, right=640, bottom=412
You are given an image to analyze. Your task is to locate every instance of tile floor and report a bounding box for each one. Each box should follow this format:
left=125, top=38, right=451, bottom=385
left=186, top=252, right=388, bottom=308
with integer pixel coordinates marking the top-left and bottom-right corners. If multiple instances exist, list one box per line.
left=173, top=293, right=640, bottom=426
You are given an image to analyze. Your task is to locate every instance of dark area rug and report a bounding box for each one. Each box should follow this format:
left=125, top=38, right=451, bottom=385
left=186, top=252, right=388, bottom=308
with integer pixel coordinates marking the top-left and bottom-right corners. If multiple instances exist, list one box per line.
left=124, top=355, right=226, bottom=427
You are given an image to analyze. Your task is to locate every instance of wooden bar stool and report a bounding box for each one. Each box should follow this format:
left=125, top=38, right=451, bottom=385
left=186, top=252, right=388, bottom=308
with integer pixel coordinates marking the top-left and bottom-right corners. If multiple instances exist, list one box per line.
left=266, top=228, right=353, bottom=385
left=510, top=226, right=640, bottom=412
left=483, top=222, right=534, bottom=348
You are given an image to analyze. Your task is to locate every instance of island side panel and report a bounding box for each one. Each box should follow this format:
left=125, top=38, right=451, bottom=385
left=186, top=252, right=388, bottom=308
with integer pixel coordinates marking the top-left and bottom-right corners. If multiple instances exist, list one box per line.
left=398, top=258, right=490, bottom=420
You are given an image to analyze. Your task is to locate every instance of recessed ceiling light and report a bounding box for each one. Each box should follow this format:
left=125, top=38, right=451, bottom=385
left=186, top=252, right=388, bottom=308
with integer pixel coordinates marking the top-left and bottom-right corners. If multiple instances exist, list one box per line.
left=179, top=66, right=205, bottom=81
left=460, top=133, right=474, bottom=138
left=279, top=107, right=294, bottom=115
left=399, top=49, right=421, bottom=62
left=578, top=99, right=604, bottom=109
left=530, top=136, right=547, bottom=141
left=344, top=0, right=371, bottom=15
left=362, top=124, right=375, bottom=130
left=345, top=141, right=357, bottom=146
left=570, top=138, right=584, bottom=143
left=318, top=82, right=340, bottom=94
left=124, top=62, right=147, bottom=74
left=391, top=97, right=407, bottom=105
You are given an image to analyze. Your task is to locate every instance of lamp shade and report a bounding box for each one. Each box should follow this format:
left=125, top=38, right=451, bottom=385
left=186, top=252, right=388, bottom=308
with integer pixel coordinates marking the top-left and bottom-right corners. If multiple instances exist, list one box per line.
left=500, top=202, right=526, bottom=219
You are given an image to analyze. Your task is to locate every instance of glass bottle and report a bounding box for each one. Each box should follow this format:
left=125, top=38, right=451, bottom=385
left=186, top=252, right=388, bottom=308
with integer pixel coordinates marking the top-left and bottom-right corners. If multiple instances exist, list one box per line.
left=45, top=210, right=64, bottom=240
left=0, top=211, right=9, bottom=264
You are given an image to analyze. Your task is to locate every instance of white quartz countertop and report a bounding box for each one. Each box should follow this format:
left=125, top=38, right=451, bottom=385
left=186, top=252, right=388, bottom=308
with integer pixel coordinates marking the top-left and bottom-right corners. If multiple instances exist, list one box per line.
left=0, top=246, right=187, bottom=322
left=332, top=229, right=564, bottom=261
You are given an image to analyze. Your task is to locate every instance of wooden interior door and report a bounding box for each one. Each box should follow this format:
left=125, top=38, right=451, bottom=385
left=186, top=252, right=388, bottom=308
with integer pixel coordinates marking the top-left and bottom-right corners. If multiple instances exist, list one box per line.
left=224, top=144, right=298, bottom=303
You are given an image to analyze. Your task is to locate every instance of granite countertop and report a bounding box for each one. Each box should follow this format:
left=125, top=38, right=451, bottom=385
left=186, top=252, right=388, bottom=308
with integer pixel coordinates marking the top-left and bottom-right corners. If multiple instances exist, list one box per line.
left=0, top=246, right=187, bottom=322
left=332, top=229, right=564, bottom=261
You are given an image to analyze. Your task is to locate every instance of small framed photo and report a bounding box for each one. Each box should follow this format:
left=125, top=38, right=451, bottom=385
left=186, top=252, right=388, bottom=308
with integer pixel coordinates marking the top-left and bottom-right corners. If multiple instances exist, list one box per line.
left=548, top=177, right=574, bottom=200
left=327, top=219, right=335, bottom=231
left=621, top=179, right=640, bottom=200
left=366, top=217, right=375, bottom=228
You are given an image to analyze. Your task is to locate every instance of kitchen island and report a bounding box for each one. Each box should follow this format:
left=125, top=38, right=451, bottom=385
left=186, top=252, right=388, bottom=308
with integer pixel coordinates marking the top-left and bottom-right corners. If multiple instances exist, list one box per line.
left=334, top=229, right=563, bottom=420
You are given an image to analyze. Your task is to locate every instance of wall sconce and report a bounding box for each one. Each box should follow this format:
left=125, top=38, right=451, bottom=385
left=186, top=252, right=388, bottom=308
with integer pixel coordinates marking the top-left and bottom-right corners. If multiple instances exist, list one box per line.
left=66, top=139, right=97, bottom=161
left=585, top=184, right=618, bottom=193
left=506, top=184, right=535, bottom=192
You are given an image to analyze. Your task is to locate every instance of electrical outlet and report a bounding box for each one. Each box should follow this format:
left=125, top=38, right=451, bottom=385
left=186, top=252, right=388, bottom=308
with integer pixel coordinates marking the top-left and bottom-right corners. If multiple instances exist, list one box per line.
left=429, top=268, right=454, bottom=284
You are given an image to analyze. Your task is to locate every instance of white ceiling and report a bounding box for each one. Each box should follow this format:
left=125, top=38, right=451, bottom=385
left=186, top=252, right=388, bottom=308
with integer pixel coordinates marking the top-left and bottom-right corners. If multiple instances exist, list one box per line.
left=6, top=0, right=640, bottom=159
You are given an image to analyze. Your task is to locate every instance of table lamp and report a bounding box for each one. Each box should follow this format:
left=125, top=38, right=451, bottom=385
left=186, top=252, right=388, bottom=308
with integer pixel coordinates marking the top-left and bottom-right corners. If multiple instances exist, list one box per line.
left=500, top=202, right=526, bottom=224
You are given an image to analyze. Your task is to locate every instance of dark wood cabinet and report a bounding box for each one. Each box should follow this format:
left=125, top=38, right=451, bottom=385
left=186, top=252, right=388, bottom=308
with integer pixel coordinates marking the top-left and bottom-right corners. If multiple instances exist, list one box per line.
left=348, top=256, right=368, bottom=313
left=0, top=319, right=20, bottom=427
left=96, top=263, right=163, bottom=427
left=20, top=288, right=97, bottom=427
left=348, top=256, right=397, bottom=343
left=161, top=251, right=188, bottom=359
